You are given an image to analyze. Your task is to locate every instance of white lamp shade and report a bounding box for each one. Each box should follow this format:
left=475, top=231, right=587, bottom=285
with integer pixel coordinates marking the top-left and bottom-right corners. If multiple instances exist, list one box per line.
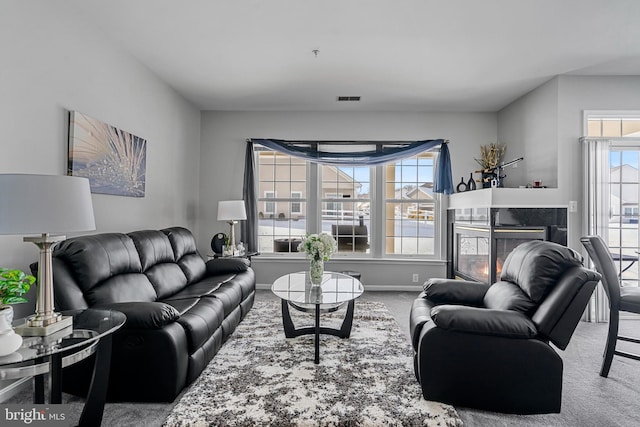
left=0, top=174, right=96, bottom=235
left=217, top=200, right=247, bottom=221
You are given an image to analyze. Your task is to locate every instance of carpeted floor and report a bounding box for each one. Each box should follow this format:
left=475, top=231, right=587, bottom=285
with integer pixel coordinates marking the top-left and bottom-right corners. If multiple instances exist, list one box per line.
left=164, top=300, right=462, bottom=426
left=4, top=290, right=640, bottom=426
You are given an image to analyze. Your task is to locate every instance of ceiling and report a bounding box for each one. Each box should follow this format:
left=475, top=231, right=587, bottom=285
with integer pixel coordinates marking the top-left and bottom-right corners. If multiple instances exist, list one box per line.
left=66, top=0, right=640, bottom=112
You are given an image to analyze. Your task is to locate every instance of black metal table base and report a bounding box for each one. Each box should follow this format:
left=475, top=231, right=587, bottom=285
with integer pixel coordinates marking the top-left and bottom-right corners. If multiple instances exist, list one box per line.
left=281, top=299, right=355, bottom=364
left=33, top=335, right=113, bottom=427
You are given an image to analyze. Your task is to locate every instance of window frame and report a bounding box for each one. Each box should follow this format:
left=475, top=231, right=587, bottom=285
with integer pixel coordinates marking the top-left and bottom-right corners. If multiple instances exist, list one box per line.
left=254, top=147, right=441, bottom=259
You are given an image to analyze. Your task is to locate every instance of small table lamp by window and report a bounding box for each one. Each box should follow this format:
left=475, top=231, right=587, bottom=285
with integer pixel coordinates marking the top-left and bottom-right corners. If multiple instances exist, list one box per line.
left=0, top=174, right=95, bottom=336
left=217, top=200, right=247, bottom=250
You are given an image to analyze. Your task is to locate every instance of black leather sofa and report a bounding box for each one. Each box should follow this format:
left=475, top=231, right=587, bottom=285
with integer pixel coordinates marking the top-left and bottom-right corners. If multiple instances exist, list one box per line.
left=409, top=241, right=601, bottom=414
left=41, top=226, right=255, bottom=402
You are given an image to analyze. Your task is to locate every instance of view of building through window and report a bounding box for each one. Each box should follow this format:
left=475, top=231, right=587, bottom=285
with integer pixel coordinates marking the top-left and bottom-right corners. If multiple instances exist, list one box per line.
left=384, top=153, right=435, bottom=255
left=256, top=148, right=437, bottom=256
left=587, top=114, right=640, bottom=287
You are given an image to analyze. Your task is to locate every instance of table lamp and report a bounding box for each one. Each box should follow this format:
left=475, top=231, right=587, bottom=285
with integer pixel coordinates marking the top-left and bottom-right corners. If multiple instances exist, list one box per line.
left=0, top=174, right=95, bottom=335
left=217, top=200, right=247, bottom=250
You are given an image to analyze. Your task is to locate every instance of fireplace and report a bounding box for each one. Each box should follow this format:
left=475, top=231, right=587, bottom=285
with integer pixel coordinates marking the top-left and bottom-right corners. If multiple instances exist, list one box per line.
left=448, top=207, right=567, bottom=284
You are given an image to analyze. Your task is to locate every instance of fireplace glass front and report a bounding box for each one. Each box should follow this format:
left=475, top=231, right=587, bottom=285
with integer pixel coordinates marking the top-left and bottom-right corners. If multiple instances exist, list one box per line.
left=450, top=208, right=567, bottom=284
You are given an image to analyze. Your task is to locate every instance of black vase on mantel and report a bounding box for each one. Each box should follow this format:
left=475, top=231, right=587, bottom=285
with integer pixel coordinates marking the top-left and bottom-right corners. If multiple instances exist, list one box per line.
left=467, top=172, right=477, bottom=191
left=456, top=177, right=468, bottom=193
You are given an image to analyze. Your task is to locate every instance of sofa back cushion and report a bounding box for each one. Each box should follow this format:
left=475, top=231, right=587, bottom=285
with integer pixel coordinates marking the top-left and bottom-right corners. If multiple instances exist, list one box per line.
left=129, top=230, right=189, bottom=299
left=500, top=240, right=583, bottom=304
left=163, top=227, right=206, bottom=284
left=53, top=233, right=158, bottom=305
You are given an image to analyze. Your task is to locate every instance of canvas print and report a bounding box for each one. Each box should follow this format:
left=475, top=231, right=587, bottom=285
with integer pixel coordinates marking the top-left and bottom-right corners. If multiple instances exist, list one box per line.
left=68, top=111, right=147, bottom=197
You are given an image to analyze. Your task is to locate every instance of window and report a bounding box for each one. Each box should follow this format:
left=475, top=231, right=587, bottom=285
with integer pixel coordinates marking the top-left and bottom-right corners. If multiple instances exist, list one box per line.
left=264, top=191, right=275, bottom=214
left=384, top=153, right=436, bottom=255
left=257, top=151, right=307, bottom=253
left=291, top=192, right=302, bottom=214
left=321, top=165, right=371, bottom=254
left=255, top=146, right=438, bottom=257
left=584, top=112, right=640, bottom=289
left=587, top=117, right=640, bottom=138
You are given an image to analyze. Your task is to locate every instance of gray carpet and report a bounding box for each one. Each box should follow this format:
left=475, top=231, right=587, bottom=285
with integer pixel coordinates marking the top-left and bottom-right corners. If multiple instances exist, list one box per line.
left=5, top=290, right=640, bottom=426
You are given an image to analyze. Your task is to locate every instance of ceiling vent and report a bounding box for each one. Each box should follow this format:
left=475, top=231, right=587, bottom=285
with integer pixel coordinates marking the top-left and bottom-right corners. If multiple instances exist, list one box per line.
left=336, top=96, right=361, bottom=102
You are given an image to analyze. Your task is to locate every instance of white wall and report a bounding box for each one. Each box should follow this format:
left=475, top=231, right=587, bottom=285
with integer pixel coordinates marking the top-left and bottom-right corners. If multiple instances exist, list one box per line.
left=497, top=78, right=559, bottom=188
left=557, top=75, right=640, bottom=249
left=497, top=75, right=640, bottom=251
left=199, top=111, right=497, bottom=287
left=0, top=1, right=201, bottom=319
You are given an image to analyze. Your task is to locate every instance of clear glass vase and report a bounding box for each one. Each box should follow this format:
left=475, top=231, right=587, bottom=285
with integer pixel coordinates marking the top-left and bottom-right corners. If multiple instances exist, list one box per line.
left=309, top=258, right=324, bottom=285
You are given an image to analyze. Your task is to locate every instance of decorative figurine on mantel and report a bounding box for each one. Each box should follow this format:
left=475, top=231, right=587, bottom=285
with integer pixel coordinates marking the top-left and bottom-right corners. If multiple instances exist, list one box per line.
left=474, top=143, right=506, bottom=188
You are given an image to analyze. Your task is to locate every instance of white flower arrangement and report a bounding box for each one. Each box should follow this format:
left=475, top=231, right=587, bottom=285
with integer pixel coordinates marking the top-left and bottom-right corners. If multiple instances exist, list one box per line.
left=297, top=233, right=337, bottom=261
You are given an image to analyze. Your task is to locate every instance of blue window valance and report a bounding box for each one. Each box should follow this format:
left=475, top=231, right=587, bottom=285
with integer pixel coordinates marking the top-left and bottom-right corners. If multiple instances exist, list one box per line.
left=249, top=138, right=453, bottom=195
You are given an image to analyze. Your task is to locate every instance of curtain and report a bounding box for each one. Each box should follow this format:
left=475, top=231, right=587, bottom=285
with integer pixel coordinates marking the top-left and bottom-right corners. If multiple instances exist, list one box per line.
left=250, top=138, right=453, bottom=194
left=582, top=137, right=611, bottom=322
left=241, top=140, right=258, bottom=253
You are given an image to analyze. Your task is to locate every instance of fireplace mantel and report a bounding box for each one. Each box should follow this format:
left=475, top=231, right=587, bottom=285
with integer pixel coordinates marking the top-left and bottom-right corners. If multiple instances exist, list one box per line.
left=449, top=187, right=566, bottom=209
left=446, top=191, right=568, bottom=284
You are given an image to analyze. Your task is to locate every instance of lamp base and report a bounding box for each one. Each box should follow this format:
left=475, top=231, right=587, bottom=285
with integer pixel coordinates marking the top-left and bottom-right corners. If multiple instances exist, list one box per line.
left=15, top=315, right=73, bottom=337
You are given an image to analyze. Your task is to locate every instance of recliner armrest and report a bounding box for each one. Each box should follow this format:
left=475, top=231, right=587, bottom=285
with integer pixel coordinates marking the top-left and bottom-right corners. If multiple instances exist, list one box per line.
left=95, top=301, right=180, bottom=329
left=430, top=305, right=538, bottom=338
left=205, top=257, right=250, bottom=275
left=423, top=278, right=490, bottom=306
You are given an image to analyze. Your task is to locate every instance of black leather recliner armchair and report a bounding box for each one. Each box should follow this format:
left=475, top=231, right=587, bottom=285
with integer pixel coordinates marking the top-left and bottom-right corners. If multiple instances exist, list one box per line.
left=409, top=241, right=601, bottom=414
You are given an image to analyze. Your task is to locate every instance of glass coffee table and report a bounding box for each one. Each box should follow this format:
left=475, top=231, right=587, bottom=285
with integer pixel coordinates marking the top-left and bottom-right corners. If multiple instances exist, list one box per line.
left=271, top=271, right=364, bottom=364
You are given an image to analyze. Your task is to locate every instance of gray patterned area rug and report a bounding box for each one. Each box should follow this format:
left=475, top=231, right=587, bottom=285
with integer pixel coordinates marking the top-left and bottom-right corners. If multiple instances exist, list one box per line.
left=163, top=300, right=462, bottom=427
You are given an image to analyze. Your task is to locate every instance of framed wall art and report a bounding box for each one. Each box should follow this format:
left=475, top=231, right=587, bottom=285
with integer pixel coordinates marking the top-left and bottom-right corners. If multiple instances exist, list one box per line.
left=68, top=111, right=147, bottom=197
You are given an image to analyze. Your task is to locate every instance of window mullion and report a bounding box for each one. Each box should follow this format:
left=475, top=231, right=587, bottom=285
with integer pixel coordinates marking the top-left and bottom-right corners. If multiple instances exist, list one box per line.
left=308, top=161, right=319, bottom=234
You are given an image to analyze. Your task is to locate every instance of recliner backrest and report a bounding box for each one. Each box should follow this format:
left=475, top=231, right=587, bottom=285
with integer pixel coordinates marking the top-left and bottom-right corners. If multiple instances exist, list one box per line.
left=500, top=240, right=583, bottom=304
left=531, top=266, right=600, bottom=349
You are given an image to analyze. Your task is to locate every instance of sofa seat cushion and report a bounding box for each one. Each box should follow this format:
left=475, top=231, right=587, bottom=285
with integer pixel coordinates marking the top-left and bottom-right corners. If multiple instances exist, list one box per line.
left=162, top=274, right=234, bottom=300
left=208, top=282, right=243, bottom=317
left=164, top=297, right=225, bottom=353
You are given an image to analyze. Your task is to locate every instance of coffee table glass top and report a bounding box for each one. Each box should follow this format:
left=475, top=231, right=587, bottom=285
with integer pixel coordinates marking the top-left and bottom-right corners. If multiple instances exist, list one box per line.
left=271, top=271, right=364, bottom=305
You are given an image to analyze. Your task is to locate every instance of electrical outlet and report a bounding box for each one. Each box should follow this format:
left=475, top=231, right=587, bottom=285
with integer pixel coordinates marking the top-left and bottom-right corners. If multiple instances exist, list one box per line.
left=569, top=201, right=578, bottom=213
left=412, top=273, right=419, bottom=283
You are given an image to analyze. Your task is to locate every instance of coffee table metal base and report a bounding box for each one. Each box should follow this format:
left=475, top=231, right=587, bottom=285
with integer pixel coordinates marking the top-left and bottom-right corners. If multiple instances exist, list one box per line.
left=281, top=299, right=355, bottom=364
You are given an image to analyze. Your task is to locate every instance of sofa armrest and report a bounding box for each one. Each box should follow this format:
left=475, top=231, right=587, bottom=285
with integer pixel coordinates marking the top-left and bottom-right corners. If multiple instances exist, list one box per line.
left=95, top=302, right=180, bottom=329
left=430, top=305, right=537, bottom=338
left=423, top=278, right=490, bottom=306
left=205, top=257, right=250, bottom=275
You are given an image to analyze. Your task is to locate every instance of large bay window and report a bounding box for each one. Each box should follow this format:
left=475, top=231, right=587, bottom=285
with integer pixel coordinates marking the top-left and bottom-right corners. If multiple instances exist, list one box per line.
left=256, top=146, right=439, bottom=257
